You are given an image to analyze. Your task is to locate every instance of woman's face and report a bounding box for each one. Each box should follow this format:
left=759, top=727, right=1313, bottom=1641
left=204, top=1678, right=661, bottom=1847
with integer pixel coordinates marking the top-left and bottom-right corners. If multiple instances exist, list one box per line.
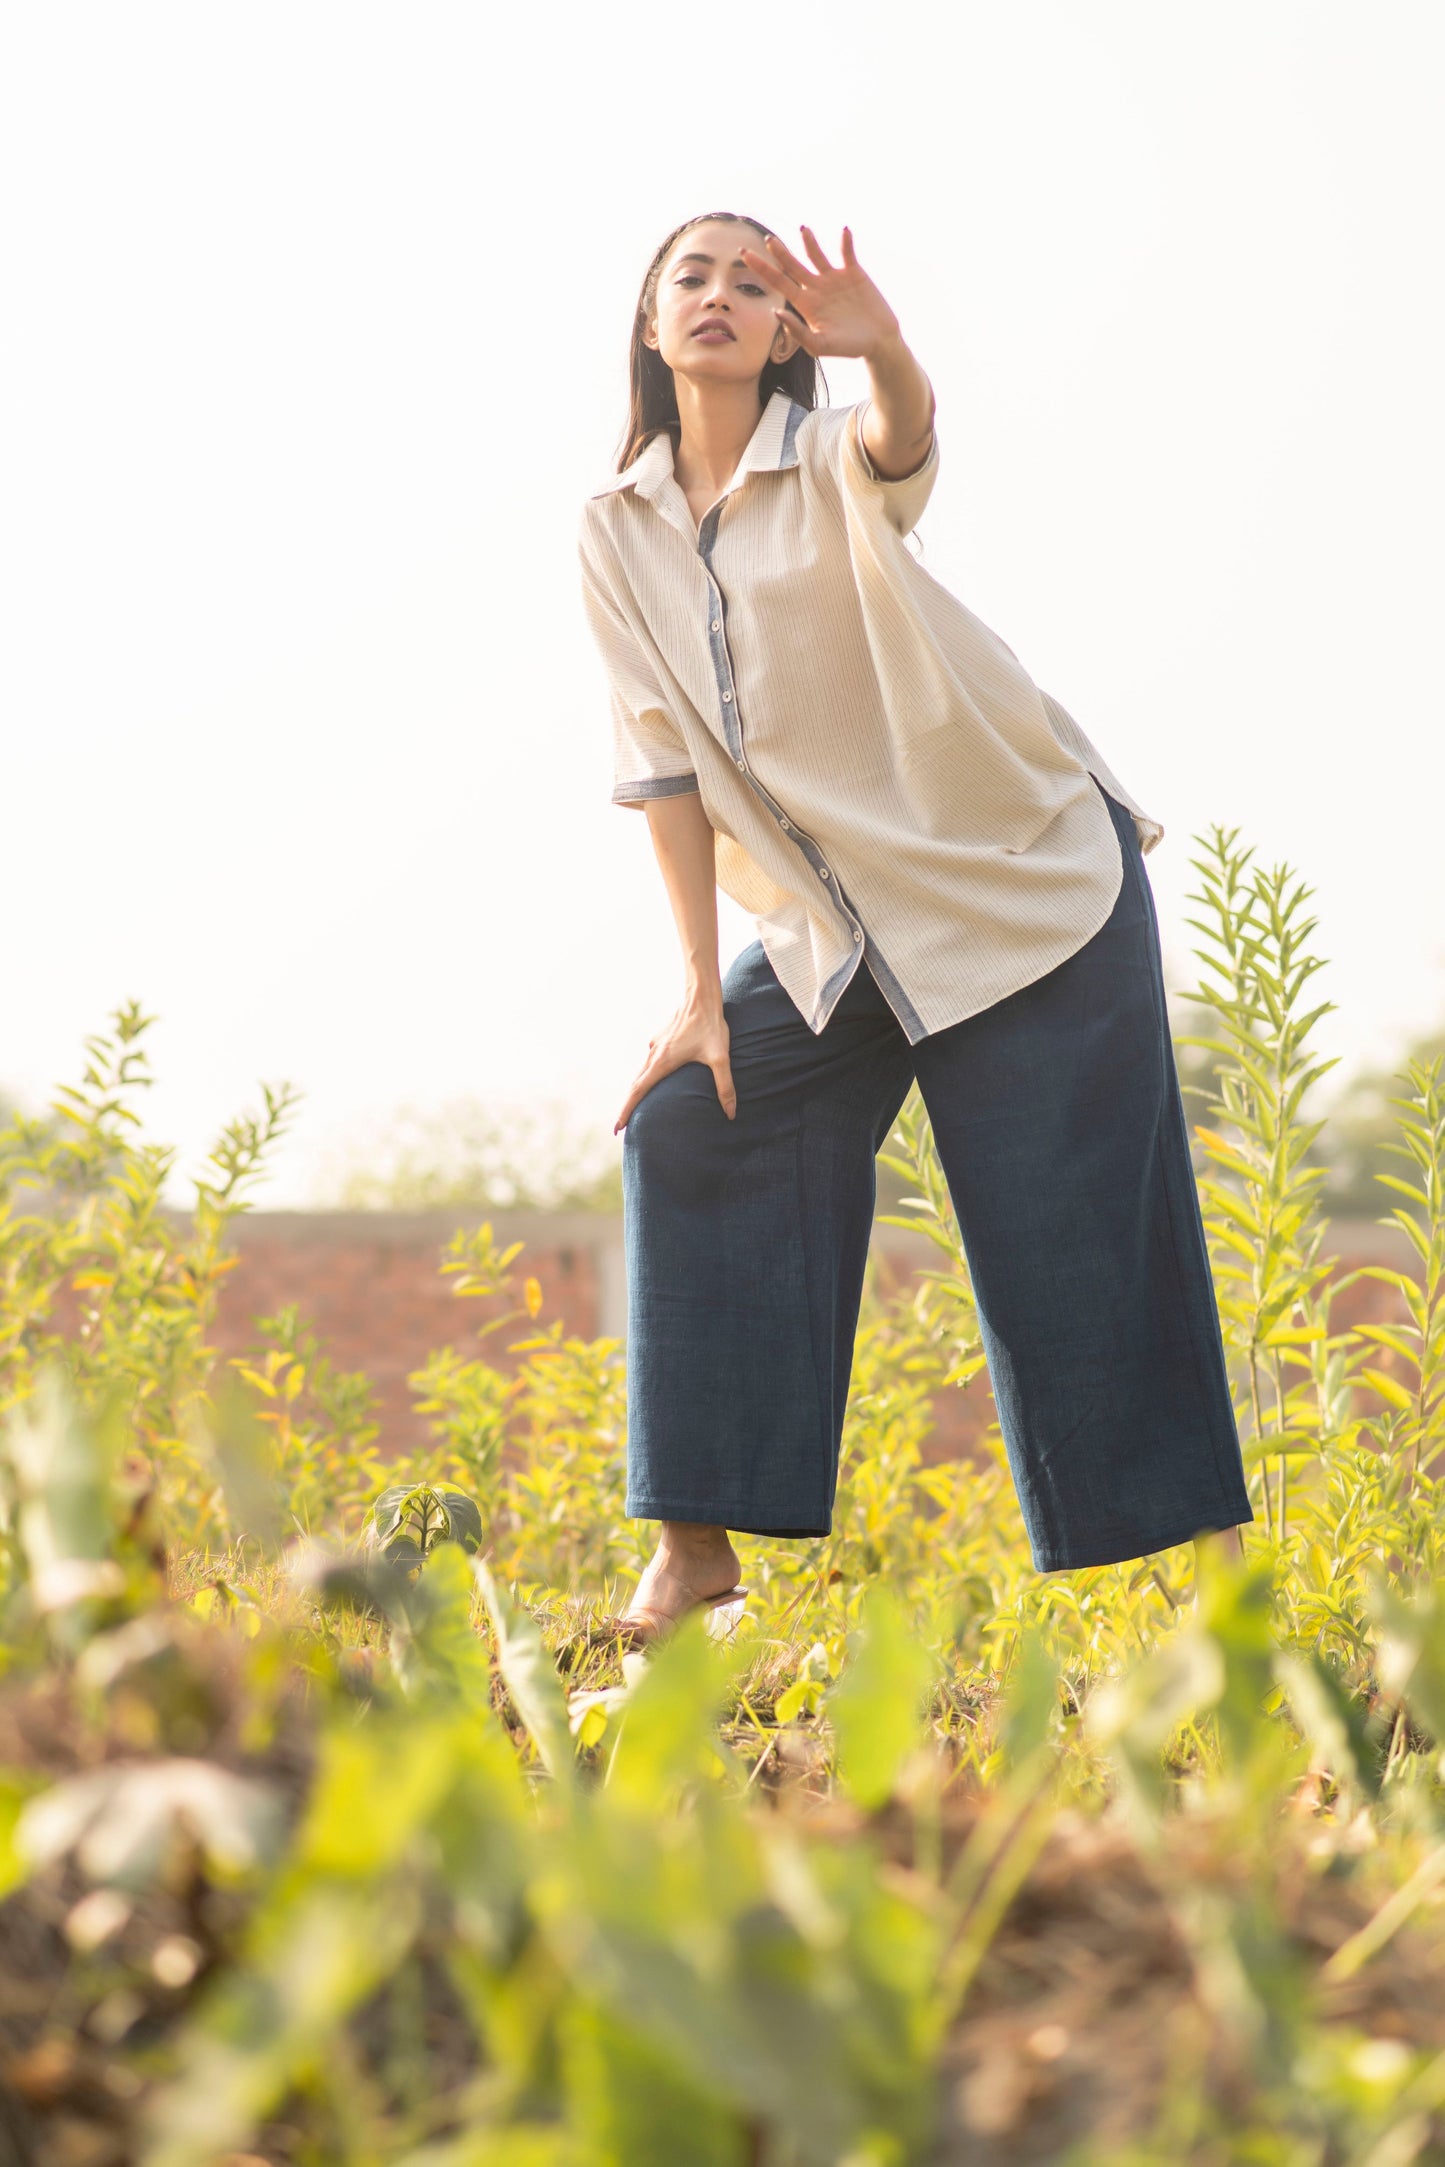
left=643, top=218, right=797, bottom=386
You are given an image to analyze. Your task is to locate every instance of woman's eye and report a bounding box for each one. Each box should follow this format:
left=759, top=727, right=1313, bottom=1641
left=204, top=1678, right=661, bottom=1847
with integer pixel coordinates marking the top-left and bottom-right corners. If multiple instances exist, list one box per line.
left=739, top=282, right=766, bottom=296
left=674, top=275, right=703, bottom=287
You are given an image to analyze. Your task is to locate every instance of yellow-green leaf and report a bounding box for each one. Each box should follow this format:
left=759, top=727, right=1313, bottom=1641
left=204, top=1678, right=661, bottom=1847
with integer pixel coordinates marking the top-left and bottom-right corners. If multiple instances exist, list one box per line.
left=1362, top=1367, right=1415, bottom=1415
left=774, top=1678, right=821, bottom=1725
left=576, top=1702, right=608, bottom=1750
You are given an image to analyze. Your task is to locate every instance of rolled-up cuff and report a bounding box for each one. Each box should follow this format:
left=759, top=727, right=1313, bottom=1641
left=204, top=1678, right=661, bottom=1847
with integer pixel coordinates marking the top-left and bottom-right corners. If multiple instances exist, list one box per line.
left=612, top=772, right=700, bottom=807
left=848, top=400, right=939, bottom=534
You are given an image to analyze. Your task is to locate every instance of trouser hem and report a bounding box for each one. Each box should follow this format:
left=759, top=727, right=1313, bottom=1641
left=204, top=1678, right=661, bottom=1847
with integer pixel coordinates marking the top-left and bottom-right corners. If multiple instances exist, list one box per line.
left=1031, top=1496, right=1257, bottom=1574
left=625, top=1494, right=830, bottom=1541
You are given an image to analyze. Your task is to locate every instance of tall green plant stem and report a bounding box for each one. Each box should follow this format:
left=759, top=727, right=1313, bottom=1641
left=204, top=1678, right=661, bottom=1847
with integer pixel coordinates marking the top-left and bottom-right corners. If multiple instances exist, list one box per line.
left=1179, top=834, right=1340, bottom=1550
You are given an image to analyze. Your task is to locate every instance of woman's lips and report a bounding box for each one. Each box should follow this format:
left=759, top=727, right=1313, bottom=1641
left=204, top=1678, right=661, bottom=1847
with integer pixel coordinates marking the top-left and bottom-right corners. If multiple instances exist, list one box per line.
left=691, top=324, right=736, bottom=342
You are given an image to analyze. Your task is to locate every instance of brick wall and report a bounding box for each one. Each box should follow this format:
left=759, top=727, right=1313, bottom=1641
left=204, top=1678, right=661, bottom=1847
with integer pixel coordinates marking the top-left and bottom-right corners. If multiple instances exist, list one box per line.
left=210, top=1209, right=1417, bottom=1472
left=214, top=1209, right=614, bottom=1453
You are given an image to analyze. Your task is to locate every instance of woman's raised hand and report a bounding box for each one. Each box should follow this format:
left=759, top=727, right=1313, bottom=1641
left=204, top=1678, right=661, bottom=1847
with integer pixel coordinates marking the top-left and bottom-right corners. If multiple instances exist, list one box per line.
left=739, top=226, right=901, bottom=364
left=614, top=997, right=737, bottom=1134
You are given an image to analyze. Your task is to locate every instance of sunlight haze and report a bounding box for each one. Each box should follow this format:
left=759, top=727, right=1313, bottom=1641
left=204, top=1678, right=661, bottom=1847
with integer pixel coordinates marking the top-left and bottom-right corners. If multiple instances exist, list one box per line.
left=3, top=3, right=1440, bottom=1203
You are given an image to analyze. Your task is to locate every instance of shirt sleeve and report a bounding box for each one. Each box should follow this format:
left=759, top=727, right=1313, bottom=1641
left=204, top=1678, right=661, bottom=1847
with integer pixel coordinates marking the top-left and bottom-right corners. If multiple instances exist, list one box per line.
left=846, top=397, right=940, bottom=534
left=578, top=523, right=701, bottom=811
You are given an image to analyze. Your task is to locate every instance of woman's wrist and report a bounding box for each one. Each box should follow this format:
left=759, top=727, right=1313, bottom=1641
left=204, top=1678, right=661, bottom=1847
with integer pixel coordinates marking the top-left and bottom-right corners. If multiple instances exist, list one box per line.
left=862, top=321, right=907, bottom=369
left=682, top=970, right=724, bottom=1016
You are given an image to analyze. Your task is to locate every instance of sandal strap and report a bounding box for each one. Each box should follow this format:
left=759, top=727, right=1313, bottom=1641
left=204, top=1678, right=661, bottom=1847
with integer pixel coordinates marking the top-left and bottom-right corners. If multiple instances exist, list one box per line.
left=600, top=1586, right=749, bottom=1639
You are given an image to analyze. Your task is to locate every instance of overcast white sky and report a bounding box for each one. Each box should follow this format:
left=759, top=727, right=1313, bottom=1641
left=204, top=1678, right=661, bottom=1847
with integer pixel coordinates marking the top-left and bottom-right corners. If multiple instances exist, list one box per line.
left=3, top=3, right=1441, bottom=1206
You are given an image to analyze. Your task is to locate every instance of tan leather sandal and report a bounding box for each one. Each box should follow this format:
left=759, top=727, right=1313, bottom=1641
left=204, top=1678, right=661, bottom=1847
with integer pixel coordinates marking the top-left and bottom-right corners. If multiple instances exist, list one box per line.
left=597, top=1585, right=749, bottom=1649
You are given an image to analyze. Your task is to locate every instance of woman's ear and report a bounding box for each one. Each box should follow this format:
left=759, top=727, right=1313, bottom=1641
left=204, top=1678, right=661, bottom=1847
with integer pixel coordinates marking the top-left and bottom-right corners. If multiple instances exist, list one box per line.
left=642, top=314, right=661, bottom=352
left=770, top=313, right=800, bottom=363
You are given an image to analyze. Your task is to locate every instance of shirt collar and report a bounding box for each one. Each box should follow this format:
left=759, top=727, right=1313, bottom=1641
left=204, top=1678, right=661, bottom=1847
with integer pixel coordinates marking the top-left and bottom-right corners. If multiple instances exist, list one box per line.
left=590, top=389, right=805, bottom=500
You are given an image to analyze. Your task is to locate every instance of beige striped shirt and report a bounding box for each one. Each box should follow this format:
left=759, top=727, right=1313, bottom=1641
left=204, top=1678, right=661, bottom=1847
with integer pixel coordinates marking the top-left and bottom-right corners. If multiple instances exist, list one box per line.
left=578, top=387, right=1162, bottom=1044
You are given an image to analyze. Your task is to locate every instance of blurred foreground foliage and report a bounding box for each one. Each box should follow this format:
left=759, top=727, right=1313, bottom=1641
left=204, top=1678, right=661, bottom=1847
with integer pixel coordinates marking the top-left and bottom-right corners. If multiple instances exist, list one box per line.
left=1, top=828, right=1444, bottom=2164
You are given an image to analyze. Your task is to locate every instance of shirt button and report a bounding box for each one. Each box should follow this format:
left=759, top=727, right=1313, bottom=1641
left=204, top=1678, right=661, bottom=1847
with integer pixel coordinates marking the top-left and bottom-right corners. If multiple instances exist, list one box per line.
left=710, top=620, right=721, bottom=632
left=722, top=691, right=733, bottom=703
left=818, top=867, right=830, bottom=881
left=853, top=930, right=862, bottom=943
left=779, top=819, right=790, bottom=830
left=736, top=759, right=745, bottom=770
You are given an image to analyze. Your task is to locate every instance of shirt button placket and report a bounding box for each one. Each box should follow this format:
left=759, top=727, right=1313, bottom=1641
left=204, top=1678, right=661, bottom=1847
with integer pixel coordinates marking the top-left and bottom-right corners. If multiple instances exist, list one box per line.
left=702, top=520, right=863, bottom=964
left=703, top=557, right=745, bottom=769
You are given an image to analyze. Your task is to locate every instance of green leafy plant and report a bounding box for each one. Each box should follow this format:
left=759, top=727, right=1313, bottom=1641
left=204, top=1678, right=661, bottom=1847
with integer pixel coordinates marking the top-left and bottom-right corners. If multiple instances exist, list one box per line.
left=2, top=821, right=1445, bottom=2163
left=364, top=1483, right=486, bottom=1572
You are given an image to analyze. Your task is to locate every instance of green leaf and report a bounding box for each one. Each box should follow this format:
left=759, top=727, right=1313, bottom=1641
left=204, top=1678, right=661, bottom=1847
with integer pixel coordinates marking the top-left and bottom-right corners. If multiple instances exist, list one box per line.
left=1353, top=1324, right=1421, bottom=1363
left=392, top=1542, right=496, bottom=1715
left=1087, top=1626, right=1225, bottom=1758
left=605, top=1614, right=742, bottom=1812
left=827, top=1584, right=934, bottom=1811
left=0, top=1772, right=48, bottom=1900
left=575, top=1703, right=609, bottom=1751
left=995, top=1624, right=1063, bottom=1772
left=1273, top=1650, right=1384, bottom=1803
left=437, top=1485, right=485, bottom=1554
left=560, top=1993, right=748, bottom=2166
left=397, top=2131, right=577, bottom=2166
left=1376, top=1173, right=1431, bottom=1207
left=1361, top=1368, right=1416, bottom=1415
left=473, top=1559, right=573, bottom=1787
left=17, top=1758, right=285, bottom=1893
left=774, top=1677, right=821, bottom=1726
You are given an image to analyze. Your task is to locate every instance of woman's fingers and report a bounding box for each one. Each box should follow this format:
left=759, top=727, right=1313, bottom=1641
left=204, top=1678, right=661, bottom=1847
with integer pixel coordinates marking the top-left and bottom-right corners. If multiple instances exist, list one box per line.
left=616, top=1071, right=734, bottom=1130
left=710, top=1055, right=738, bottom=1121
left=614, top=1050, right=658, bottom=1133
left=739, top=244, right=797, bottom=297
left=776, top=305, right=820, bottom=355
left=616, top=1017, right=737, bottom=1132
left=763, top=231, right=814, bottom=286
left=839, top=225, right=858, bottom=270
left=614, top=1081, right=650, bottom=1133
left=799, top=224, right=837, bottom=274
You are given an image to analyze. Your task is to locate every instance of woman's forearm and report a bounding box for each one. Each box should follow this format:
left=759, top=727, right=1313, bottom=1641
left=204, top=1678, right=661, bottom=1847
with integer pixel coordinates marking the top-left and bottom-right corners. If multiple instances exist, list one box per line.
left=645, top=792, right=724, bottom=1007
left=861, top=330, right=935, bottom=481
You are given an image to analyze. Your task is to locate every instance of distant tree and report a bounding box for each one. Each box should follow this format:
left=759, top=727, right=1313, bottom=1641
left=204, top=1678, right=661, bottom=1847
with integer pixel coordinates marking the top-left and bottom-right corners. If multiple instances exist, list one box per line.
left=312, top=1096, right=624, bottom=1215
left=327, top=997, right=1440, bottom=1230
left=314, top=1091, right=918, bottom=1221
left=1313, top=1023, right=1445, bottom=1222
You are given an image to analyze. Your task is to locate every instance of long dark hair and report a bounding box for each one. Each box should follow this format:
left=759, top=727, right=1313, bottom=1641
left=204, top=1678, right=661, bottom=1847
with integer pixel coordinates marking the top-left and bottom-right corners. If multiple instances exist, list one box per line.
left=616, top=211, right=825, bottom=472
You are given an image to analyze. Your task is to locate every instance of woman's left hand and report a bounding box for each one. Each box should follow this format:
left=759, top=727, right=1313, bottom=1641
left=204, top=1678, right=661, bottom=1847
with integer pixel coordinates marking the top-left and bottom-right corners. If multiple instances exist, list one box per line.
left=739, top=226, right=901, bottom=363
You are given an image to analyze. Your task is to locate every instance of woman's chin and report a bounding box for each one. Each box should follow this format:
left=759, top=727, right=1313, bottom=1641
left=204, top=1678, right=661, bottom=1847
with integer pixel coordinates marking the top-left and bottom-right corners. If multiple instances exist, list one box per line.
left=668, top=347, right=762, bottom=385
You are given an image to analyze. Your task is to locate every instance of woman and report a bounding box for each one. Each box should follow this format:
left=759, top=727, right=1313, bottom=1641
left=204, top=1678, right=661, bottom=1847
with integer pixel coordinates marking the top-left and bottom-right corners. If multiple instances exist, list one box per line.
left=578, top=211, right=1253, bottom=1644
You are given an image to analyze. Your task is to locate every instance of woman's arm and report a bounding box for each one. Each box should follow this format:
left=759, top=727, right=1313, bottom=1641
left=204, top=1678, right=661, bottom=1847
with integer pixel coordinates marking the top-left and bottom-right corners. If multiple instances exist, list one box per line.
left=740, top=224, right=936, bottom=479
left=613, top=792, right=738, bottom=1132
left=859, top=326, right=935, bottom=482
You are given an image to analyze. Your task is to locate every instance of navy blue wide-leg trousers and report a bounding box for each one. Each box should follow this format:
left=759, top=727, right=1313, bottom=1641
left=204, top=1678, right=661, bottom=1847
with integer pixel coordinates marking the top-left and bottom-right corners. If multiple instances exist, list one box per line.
left=619, top=784, right=1256, bottom=1571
